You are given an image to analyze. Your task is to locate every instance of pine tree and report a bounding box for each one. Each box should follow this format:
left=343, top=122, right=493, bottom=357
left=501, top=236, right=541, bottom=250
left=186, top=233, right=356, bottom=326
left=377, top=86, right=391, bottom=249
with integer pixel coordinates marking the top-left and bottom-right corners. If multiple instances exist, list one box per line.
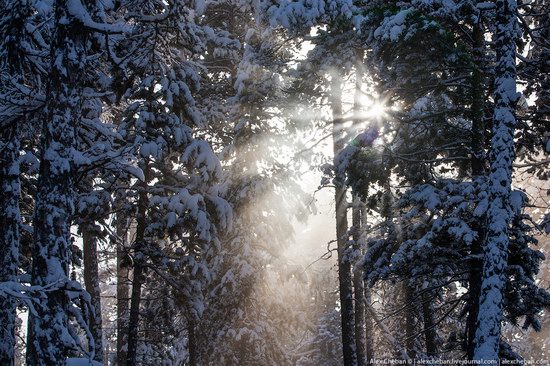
left=0, top=2, right=29, bottom=363
left=473, top=0, right=519, bottom=360
left=0, top=2, right=56, bottom=362
left=343, top=0, right=550, bottom=360
left=106, top=1, right=233, bottom=363
left=21, top=1, right=130, bottom=362
left=26, top=0, right=90, bottom=362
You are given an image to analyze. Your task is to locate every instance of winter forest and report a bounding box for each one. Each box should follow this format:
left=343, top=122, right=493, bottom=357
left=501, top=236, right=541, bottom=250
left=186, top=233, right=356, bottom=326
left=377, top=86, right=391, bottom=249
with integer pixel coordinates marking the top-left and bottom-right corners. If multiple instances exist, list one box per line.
left=1, top=0, right=550, bottom=365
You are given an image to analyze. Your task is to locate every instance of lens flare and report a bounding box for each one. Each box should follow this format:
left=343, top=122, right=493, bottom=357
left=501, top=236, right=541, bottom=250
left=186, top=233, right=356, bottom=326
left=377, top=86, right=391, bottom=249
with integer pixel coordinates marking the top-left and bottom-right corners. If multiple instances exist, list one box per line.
left=368, top=102, right=387, bottom=118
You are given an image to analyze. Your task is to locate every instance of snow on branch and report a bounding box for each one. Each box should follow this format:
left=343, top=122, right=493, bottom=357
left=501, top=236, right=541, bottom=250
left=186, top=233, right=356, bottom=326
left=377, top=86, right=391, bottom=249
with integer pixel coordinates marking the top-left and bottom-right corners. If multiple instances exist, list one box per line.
left=67, top=0, right=128, bottom=33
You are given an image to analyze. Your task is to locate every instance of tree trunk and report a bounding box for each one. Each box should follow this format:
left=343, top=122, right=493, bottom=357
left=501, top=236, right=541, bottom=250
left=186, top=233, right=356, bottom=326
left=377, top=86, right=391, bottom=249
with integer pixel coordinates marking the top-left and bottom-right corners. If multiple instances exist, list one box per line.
left=422, top=291, right=437, bottom=357
left=467, top=20, right=486, bottom=360
left=117, top=219, right=130, bottom=366
left=364, top=286, right=375, bottom=364
left=82, top=227, right=104, bottom=362
left=473, top=0, right=518, bottom=360
left=126, top=161, right=149, bottom=366
left=0, top=124, right=21, bottom=366
left=353, top=201, right=366, bottom=366
left=404, top=283, right=416, bottom=359
left=470, top=22, right=486, bottom=177
left=26, top=1, right=87, bottom=363
left=188, top=319, right=198, bottom=366
left=352, top=49, right=367, bottom=366
left=331, top=74, right=357, bottom=366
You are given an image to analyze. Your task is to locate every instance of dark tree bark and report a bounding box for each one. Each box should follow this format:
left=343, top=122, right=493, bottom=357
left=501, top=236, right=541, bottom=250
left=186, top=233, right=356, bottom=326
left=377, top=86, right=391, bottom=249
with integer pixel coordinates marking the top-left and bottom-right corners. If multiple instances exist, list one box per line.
left=82, top=227, right=104, bottom=362
left=353, top=201, right=366, bottom=366
left=0, top=124, right=21, bottom=366
left=331, top=75, right=357, bottom=366
left=117, top=219, right=130, bottom=366
left=26, top=1, right=87, bottom=363
left=421, top=292, right=437, bottom=357
left=188, top=319, right=198, bottom=366
left=364, top=286, right=375, bottom=364
left=126, top=161, right=149, bottom=366
left=404, top=284, right=416, bottom=359
left=352, top=50, right=367, bottom=366
left=470, top=22, right=486, bottom=178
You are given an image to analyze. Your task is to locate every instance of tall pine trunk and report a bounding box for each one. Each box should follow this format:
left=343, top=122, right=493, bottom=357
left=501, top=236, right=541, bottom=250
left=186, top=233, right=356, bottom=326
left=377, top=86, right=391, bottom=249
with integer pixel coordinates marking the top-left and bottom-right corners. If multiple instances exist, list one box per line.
left=352, top=50, right=367, bottom=366
left=353, top=202, right=366, bottom=366
left=126, top=161, right=149, bottom=366
left=26, top=1, right=87, bottom=363
left=188, top=319, right=198, bottom=366
left=421, top=291, right=437, bottom=357
left=404, top=283, right=415, bottom=359
left=0, top=124, right=21, bottom=366
left=117, top=218, right=130, bottom=366
left=364, top=285, right=375, bottom=363
left=467, top=20, right=486, bottom=360
left=473, top=0, right=518, bottom=359
left=331, top=74, right=357, bottom=366
left=82, top=227, right=104, bottom=362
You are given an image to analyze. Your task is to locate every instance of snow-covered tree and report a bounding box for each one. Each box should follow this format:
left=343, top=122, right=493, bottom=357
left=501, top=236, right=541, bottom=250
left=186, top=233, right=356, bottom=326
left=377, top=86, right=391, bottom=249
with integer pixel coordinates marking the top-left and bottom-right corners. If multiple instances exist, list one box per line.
left=0, top=2, right=33, bottom=363
left=106, top=1, right=233, bottom=364
left=26, top=0, right=91, bottom=362
left=473, top=0, right=519, bottom=360
left=340, top=0, right=550, bottom=360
